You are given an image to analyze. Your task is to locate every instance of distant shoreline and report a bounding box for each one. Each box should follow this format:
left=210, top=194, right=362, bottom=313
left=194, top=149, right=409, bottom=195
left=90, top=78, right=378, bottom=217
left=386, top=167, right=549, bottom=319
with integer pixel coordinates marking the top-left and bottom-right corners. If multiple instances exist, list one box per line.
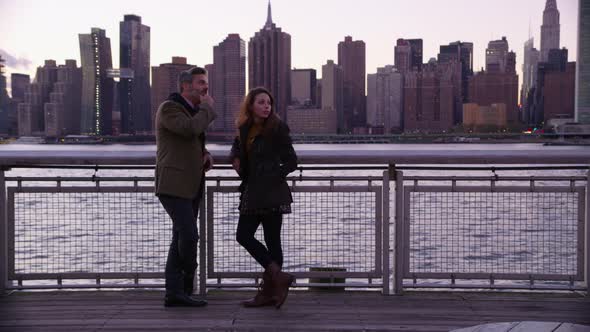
left=3, top=134, right=590, bottom=146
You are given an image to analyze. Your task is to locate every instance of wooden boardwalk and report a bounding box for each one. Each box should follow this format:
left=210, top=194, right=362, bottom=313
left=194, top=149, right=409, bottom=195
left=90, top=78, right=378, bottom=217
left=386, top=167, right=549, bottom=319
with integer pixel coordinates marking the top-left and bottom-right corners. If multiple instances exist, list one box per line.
left=0, top=290, right=589, bottom=331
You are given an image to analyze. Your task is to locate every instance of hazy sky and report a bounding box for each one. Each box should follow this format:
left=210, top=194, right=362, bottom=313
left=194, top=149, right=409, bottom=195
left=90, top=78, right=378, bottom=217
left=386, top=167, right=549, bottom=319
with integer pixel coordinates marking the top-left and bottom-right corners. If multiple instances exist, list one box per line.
left=0, top=0, right=580, bottom=94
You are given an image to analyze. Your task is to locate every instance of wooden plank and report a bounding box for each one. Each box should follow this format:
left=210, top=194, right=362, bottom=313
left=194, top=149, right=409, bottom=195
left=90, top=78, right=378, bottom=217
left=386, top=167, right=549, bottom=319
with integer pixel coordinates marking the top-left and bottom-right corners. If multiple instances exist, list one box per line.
left=510, top=322, right=565, bottom=332
left=452, top=322, right=590, bottom=332
left=554, top=323, right=590, bottom=332
left=0, top=327, right=98, bottom=332
left=1, top=290, right=589, bottom=331
left=451, top=322, right=519, bottom=332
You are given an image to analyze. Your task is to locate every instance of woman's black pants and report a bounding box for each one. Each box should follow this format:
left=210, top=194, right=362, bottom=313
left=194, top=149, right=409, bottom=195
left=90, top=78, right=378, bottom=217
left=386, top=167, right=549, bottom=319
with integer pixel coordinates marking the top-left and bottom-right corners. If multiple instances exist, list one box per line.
left=236, top=213, right=283, bottom=268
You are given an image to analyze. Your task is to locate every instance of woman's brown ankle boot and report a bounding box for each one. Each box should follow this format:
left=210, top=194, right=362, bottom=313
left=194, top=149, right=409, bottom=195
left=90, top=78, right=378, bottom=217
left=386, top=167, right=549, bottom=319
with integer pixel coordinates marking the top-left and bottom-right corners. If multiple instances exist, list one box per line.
left=242, top=269, right=275, bottom=307
left=267, top=262, right=295, bottom=309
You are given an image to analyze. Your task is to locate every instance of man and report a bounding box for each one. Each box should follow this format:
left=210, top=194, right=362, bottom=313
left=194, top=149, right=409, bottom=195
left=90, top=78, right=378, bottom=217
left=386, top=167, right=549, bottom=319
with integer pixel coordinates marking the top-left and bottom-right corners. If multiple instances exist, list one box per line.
left=155, top=67, right=216, bottom=307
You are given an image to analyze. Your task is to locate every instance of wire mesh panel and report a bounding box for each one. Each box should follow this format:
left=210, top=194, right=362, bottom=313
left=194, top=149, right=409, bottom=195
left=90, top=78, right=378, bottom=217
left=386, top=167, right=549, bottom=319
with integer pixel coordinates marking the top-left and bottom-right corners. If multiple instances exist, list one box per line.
left=404, top=186, right=584, bottom=280
left=8, top=187, right=171, bottom=278
left=208, top=186, right=382, bottom=278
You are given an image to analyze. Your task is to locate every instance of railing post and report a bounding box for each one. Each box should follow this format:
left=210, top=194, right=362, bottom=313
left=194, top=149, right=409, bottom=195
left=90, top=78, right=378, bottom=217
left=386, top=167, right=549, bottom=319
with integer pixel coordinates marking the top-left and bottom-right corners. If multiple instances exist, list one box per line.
left=199, top=192, right=207, bottom=296
left=586, top=171, right=590, bottom=295
left=393, top=167, right=404, bottom=294
left=0, top=168, right=7, bottom=294
left=382, top=169, right=390, bottom=294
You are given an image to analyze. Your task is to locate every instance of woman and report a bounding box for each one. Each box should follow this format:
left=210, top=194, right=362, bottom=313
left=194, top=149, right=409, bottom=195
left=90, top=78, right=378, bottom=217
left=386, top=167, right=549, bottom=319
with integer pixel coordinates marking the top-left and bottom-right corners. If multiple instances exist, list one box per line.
left=230, top=87, right=298, bottom=309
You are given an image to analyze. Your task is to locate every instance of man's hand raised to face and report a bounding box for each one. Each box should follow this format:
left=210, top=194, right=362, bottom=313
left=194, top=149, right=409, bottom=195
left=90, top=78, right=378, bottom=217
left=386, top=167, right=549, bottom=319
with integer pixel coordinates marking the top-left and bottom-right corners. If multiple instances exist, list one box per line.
left=200, top=94, right=214, bottom=107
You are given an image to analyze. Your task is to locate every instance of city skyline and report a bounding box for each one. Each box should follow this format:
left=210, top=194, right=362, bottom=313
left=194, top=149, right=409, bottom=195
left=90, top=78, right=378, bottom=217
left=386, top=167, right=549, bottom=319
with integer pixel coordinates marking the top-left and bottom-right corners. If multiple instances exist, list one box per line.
left=0, top=0, right=579, bottom=95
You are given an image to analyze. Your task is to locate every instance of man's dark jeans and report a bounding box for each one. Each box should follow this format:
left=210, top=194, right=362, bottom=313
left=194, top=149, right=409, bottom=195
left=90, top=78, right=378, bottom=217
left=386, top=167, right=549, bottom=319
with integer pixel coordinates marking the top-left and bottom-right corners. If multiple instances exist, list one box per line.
left=159, top=194, right=200, bottom=296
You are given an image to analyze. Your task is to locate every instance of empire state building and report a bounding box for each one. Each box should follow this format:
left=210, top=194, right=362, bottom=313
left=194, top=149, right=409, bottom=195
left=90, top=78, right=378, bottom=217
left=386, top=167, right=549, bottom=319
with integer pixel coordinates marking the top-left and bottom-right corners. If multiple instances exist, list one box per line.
left=248, top=1, right=292, bottom=121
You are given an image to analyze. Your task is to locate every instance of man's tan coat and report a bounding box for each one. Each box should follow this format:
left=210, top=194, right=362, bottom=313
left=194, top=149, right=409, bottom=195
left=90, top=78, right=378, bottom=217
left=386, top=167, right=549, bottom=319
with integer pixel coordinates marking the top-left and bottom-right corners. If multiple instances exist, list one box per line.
left=155, top=100, right=216, bottom=199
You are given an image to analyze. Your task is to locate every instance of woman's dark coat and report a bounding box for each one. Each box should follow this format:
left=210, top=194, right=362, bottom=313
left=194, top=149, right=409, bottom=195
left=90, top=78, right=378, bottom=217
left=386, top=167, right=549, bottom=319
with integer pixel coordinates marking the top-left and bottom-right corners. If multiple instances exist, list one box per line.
left=230, top=120, right=298, bottom=211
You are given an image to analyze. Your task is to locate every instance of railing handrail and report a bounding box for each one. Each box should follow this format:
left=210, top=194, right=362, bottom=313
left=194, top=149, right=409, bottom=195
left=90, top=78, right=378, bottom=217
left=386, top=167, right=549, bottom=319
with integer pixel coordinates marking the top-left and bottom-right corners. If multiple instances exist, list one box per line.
left=2, top=146, right=590, bottom=166
left=4, top=175, right=589, bottom=182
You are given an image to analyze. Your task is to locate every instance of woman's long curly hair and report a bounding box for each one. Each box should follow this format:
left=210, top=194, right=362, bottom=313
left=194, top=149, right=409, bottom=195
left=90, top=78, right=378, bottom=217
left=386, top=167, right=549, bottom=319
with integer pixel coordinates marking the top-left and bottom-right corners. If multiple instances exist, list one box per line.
left=235, top=87, right=280, bottom=136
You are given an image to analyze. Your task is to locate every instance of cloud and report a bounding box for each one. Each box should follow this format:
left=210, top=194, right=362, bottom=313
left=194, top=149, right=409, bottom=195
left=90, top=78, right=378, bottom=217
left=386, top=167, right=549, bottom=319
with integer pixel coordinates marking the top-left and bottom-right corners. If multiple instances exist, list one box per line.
left=0, top=49, right=33, bottom=69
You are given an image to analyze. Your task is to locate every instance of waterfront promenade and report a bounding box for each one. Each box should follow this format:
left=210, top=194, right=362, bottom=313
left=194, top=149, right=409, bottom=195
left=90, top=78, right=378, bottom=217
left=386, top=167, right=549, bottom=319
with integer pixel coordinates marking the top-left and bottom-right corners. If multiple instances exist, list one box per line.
left=1, top=145, right=590, bottom=331
left=1, top=290, right=589, bottom=331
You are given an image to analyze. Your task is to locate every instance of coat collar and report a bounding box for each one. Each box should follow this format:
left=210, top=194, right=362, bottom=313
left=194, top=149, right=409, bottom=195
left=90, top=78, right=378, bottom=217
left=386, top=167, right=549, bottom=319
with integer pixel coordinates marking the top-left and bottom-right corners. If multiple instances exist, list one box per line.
left=167, top=93, right=198, bottom=117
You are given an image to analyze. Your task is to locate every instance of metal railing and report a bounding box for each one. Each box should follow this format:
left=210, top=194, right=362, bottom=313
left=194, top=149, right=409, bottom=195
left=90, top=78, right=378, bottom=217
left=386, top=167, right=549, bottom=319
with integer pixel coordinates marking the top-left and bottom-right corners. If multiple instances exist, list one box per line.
left=205, top=182, right=385, bottom=291
left=0, top=148, right=589, bottom=295
left=392, top=171, right=588, bottom=292
left=0, top=170, right=391, bottom=294
left=5, top=181, right=170, bottom=290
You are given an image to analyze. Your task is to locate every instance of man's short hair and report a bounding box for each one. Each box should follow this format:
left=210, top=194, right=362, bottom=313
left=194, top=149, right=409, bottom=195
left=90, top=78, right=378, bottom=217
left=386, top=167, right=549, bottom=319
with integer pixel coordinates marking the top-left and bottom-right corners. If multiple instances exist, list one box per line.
left=178, top=66, right=207, bottom=92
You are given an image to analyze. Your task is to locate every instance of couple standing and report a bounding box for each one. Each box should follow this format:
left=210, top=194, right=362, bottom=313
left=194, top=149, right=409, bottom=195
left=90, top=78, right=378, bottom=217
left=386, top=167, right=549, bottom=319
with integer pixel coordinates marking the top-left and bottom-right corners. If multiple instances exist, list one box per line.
left=154, top=67, right=297, bottom=308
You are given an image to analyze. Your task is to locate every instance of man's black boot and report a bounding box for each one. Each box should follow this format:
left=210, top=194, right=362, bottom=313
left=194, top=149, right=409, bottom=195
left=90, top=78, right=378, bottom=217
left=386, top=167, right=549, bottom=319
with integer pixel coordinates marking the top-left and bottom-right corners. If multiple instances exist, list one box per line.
left=164, top=293, right=207, bottom=307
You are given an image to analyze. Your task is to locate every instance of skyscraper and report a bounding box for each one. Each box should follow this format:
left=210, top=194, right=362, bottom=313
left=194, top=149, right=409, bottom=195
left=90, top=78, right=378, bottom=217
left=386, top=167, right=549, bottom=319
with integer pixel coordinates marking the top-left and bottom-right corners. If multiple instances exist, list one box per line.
left=79, top=28, right=114, bottom=135
left=211, top=34, right=246, bottom=132
left=408, top=39, right=423, bottom=72
left=438, top=41, right=474, bottom=123
left=8, top=73, right=30, bottom=136
left=10, top=74, right=30, bottom=101
left=338, top=36, right=366, bottom=131
left=366, top=65, right=403, bottom=133
left=394, top=39, right=423, bottom=73
left=17, top=60, right=58, bottom=136
left=287, top=62, right=338, bottom=134
left=543, top=62, right=575, bottom=122
left=486, top=37, right=509, bottom=73
left=288, top=68, right=327, bottom=134
left=469, top=69, right=519, bottom=124
left=521, top=37, right=540, bottom=116
left=505, top=51, right=516, bottom=74
left=44, top=60, right=82, bottom=137
left=439, top=41, right=473, bottom=75
left=291, top=69, right=317, bottom=106
left=248, top=1, right=291, bottom=121
left=0, top=56, right=9, bottom=135
left=321, top=60, right=343, bottom=133
left=151, top=57, right=194, bottom=125
left=577, top=0, right=590, bottom=123
left=403, top=62, right=455, bottom=132
left=474, top=37, right=520, bottom=125
left=528, top=48, right=574, bottom=126
left=540, top=0, right=560, bottom=62
left=394, top=40, right=412, bottom=73
left=119, top=15, right=151, bottom=134
left=548, top=48, right=568, bottom=71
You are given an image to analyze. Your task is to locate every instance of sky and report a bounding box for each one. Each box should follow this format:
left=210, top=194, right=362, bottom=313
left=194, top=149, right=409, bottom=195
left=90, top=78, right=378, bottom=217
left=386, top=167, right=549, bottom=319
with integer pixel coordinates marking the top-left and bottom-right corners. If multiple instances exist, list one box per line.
left=0, top=0, right=580, bottom=96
